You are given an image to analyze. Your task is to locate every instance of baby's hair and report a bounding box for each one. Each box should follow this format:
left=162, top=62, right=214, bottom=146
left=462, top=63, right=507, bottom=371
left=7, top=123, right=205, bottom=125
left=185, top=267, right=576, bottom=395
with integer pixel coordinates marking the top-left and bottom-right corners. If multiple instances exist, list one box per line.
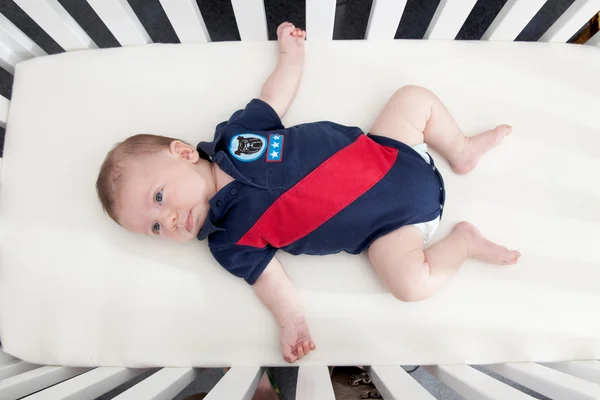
left=96, top=134, right=183, bottom=224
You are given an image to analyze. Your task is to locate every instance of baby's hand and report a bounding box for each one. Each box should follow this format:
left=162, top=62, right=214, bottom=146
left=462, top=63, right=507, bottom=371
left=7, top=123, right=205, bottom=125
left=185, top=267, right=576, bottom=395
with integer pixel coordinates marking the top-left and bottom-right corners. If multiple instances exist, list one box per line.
left=277, top=22, right=305, bottom=59
left=280, top=316, right=316, bottom=363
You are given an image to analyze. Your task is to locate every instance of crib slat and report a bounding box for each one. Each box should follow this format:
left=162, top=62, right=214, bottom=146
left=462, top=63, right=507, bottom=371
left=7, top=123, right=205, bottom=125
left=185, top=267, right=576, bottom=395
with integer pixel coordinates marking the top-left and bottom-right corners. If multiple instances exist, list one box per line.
left=539, top=0, right=600, bottom=42
left=365, top=0, right=408, bottom=40
left=13, top=0, right=96, bottom=50
left=0, top=348, right=16, bottom=364
left=0, top=13, right=45, bottom=58
left=113, top=368, right=198, bottom=400
left=486, top=363, right=600, bottom=399
left=0, top=366, right=89, bottom=399
left=85, top=0, right=151, bottom=46
left=425, top=365, right=534, bottom=399
left=25, top=367, right=146, bottom=399
left=306, top=0, right=336, bottom=40
left=296, top=366, right=335, bottom=399
left=0, top=361, right=39, bottom=380
left=481, top=0, right=548, bottom=41
left=0, top=12, right=46, bottom=73
left=368, top=365, right=435, bottom=399
left=205, top=366, right=264, bottom=400
left=0, top=95, right=9, bottom=128
left=424, top=0, right=479, bottom=40
left=0, top=39, right=22, bottom=74
left=230, top=0, right=268, bottom=41
left=544, top=361, right=600, bottom=385
left=158, top=0, right=209, bottom=43
left=587, top=31, right=600, bottom=46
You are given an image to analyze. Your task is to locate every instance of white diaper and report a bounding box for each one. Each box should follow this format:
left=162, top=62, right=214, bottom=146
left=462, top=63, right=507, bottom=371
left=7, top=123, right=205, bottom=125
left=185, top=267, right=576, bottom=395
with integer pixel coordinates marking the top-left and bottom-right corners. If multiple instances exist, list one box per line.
left=411, top=143, right=441, bottom=244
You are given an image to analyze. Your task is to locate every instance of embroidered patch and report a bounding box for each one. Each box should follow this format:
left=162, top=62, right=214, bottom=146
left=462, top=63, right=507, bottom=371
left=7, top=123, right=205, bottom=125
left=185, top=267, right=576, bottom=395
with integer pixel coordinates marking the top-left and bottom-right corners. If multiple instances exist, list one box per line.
left=229, top=133, right=267, bottom=162
left=266, top=133, right=285, bottom=162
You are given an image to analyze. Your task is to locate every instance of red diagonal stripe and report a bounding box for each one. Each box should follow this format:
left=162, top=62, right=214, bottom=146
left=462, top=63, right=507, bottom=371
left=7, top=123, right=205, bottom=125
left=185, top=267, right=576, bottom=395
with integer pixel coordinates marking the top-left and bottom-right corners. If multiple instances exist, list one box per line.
left=237, top=135, right=398, bottom=248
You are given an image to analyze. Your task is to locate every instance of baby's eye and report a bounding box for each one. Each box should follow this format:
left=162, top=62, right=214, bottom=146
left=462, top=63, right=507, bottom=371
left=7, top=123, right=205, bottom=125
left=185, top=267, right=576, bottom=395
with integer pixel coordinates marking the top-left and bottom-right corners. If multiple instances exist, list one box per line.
left=155, top=190, right=163, bottom=204
left=152, top=222, right=160, bottom=234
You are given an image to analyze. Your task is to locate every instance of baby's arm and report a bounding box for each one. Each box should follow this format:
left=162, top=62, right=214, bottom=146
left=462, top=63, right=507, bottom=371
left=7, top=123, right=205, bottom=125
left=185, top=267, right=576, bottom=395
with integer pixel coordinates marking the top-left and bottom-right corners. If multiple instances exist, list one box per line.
left=253, top=257, right=316, bottom=363
left=258, top=22, right=305, bottom=118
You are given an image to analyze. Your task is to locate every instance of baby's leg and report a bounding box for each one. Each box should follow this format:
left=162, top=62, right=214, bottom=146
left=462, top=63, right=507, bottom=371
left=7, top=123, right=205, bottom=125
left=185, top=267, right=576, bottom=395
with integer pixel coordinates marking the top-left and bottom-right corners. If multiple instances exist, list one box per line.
left=369, top=222, right=520, bottom=302
left=370, top=85, right=512, bottom=174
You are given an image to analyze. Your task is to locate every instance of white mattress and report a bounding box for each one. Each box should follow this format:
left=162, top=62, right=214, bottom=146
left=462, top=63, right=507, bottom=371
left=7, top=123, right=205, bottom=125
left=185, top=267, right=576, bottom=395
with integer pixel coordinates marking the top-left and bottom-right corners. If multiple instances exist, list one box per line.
left=1, top=41, right=599, bottom=367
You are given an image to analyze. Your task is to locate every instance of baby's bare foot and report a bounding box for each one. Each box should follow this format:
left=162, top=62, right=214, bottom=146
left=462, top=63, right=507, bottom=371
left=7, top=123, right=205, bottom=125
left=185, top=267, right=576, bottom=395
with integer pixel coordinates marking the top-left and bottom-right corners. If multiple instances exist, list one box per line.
left=453, top=221, right=520, bottom=265
left=451, top=124, right=512, bottom=175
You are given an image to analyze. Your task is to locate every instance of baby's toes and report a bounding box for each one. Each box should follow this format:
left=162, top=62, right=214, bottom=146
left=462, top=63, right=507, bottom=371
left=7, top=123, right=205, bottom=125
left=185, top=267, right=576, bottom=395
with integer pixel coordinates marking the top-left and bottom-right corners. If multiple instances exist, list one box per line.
left=503, top=250, right=521, bottom=265
left=494, top=124, right=513, bottom=137
left=309, top=341, right=316, bottom=351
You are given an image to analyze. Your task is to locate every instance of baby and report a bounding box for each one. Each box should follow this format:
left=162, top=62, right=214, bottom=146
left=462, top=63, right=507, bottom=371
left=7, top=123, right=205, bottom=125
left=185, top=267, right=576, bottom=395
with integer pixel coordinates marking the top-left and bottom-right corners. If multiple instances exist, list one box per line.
left=96, top=22, right=520, bottom=363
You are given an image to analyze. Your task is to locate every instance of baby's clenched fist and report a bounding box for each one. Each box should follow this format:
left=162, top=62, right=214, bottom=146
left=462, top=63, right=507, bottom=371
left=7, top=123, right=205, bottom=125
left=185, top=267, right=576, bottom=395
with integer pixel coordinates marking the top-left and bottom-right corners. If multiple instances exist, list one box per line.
left=277, top=22, right=305, bottom=58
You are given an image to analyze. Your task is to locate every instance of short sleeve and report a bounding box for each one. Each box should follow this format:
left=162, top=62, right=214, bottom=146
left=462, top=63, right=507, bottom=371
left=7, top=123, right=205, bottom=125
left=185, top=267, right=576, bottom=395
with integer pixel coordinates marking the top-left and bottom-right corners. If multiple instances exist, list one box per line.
left=210, top=243, right=277, bottom=285
left=220, top=98, right=284, bottom=132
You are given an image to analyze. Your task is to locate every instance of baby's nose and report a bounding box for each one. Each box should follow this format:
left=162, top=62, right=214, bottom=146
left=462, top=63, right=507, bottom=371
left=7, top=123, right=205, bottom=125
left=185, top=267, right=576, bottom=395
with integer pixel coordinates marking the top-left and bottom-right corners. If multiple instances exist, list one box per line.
left=163, top=211, right=179, bottom=231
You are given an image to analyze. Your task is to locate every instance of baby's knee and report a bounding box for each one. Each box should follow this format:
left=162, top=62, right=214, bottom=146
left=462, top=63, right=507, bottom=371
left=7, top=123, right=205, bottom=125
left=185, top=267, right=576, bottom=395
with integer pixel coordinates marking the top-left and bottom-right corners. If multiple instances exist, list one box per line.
left=392, top=85, right=432, bottom=102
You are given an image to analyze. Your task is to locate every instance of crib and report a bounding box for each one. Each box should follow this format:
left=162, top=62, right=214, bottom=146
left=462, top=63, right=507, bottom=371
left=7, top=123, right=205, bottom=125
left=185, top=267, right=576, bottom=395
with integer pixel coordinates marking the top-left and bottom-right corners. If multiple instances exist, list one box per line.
left=0, top=0, right=599, bottom=399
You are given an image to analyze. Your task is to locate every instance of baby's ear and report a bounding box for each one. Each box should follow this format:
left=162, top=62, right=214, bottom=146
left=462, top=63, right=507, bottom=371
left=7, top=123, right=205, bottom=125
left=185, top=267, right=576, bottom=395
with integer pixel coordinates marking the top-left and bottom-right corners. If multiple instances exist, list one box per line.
left=169, top=140, right=200, bottom=163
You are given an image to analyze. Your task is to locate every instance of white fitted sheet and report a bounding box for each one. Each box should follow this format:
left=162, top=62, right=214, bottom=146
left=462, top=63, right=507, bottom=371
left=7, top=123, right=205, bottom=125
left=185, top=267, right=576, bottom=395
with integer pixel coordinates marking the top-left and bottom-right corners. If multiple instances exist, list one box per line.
left=1, top=41, right=599, bottom=367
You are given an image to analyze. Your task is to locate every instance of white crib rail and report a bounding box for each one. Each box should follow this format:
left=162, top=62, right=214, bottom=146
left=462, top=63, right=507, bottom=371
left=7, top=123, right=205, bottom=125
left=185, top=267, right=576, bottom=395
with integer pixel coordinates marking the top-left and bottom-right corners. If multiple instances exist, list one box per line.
left=365, top=0, right=408, bottom=40
left=368, top=365, right=435, bottom=399
left=424, top=0, right=479, bottom=40
left=0, top=0, right=595, bottom=70
left=545, top=361, right=600, bottom=385
left=0, top=366, right=90, bottom=399
left=85, top=0, right=151, bottom=46
left=230, top=0, right=268, bottom=41
left=5, top=356, right=600, bottom=399
left=425, top=365, right=535, bottom=399
left=482, top=0, right=549, bottom=41
left=0, top=95, right=9, bottom=129
left=158, top=0, right=210, bottom=43
left=296, top=366, right=335, bottom=399
left=23, top=367, right=147, bottom=399
left=0, top=12, right=45, bottom=74
left=204, top=366, right=264, bottom=400
left=113, top=368, right=199, bottom=400
left=0, top=360, right=39, bottom=380
left=486, top=363, right=600, bottom=399
left=12, top=0, right=97, bottom=50
left=540, top=0, right=600, bottom=42
left=305, top=0, right=336, bottom=41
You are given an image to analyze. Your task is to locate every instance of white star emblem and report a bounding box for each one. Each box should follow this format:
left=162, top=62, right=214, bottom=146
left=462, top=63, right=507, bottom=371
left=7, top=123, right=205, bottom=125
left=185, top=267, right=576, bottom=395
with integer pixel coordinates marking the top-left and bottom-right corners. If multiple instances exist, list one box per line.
left=273, top=134, right=281, bottom=140
left=270, top=151, right=278, bottom=158
left=272, top=142, right=280, bottom=148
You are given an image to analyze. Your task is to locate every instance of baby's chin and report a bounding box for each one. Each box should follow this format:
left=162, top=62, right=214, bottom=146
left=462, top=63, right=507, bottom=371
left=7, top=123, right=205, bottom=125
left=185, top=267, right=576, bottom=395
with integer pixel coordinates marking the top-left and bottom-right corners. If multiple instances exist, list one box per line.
left=170, top=232, right=198, bottom=242
left=181, top=234, right=198, bottom=242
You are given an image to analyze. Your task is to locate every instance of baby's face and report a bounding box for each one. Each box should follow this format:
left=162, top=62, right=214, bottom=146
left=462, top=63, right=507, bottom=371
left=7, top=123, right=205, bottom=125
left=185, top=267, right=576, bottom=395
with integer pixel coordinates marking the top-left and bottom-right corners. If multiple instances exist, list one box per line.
left=117, top=142, right=215, bottom=241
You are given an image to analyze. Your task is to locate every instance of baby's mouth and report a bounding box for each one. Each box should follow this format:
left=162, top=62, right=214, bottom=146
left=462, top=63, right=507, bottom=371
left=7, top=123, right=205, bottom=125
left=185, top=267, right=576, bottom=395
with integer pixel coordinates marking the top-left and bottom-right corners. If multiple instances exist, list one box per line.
left=186, top=211, right=193, bottom=232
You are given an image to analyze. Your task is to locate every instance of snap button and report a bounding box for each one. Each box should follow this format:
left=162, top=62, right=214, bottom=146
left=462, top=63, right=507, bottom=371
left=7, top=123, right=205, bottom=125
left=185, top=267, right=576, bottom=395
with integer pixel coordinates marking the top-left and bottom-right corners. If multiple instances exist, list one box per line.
left=440, top=186, right=443, bottom=191
left=432, top=165, right=437, bottom=171
left=216, top=200, right=223, bottom=207
left=230, top=188, right=237, bottom=195
left=440, top=204, right=444, bottom=210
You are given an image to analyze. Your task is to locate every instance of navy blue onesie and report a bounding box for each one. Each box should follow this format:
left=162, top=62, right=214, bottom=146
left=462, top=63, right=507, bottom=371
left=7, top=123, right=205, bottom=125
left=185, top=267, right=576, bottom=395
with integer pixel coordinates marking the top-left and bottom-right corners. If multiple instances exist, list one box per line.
left=197, top=99, right=445, bottom=285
